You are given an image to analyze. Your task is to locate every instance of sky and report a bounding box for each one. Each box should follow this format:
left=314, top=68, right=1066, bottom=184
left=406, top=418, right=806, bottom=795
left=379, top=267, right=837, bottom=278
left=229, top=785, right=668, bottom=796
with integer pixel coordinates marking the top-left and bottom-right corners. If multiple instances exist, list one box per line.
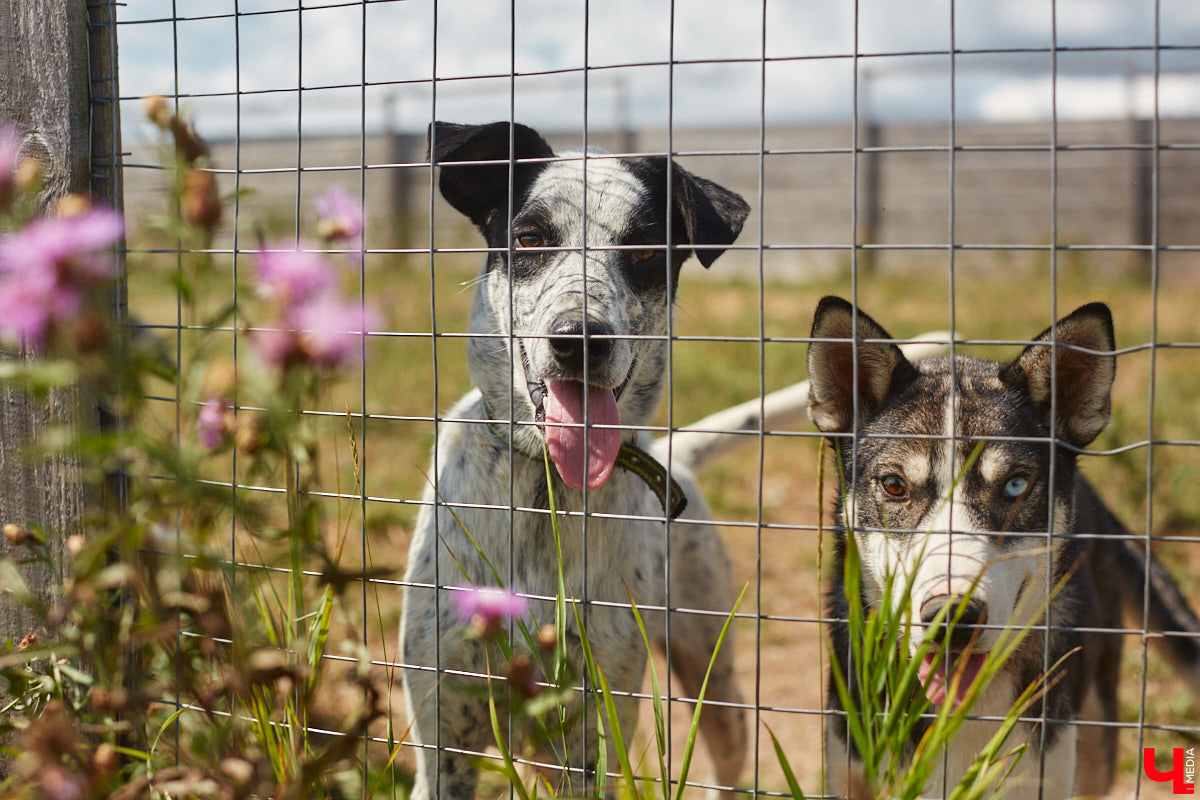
left=115, top=0, right=1200, bottom=140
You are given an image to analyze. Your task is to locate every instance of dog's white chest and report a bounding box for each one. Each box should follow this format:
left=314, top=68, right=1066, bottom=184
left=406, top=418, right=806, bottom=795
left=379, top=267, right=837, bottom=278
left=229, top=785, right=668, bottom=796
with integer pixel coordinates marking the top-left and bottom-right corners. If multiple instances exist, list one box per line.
left=920, top=674, right=1076, bottom=800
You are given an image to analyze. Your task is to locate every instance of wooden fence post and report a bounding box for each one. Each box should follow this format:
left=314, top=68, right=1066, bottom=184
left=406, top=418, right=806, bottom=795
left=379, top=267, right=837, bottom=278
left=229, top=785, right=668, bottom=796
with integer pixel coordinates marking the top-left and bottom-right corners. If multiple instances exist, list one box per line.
left=0, top=0, right=123, bottom=671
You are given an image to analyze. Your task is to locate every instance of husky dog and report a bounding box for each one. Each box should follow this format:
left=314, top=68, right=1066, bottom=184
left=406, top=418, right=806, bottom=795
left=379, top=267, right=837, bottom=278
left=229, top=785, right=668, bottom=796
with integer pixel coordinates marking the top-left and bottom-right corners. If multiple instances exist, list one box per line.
left=806, top=296, right=1200, bottom=799
left=400, top=121, right=751, bottom=800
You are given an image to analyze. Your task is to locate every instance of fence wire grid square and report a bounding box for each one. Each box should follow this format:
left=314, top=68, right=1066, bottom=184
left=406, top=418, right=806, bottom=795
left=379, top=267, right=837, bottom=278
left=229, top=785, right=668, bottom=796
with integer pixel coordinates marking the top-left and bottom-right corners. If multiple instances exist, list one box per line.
left=92, top=0, right=1200, bottom=797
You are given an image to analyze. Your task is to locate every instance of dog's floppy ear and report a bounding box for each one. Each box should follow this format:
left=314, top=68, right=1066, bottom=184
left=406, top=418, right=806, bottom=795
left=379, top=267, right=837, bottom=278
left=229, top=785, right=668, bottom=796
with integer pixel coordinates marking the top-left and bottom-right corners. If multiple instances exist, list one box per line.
left=1001, top=302, right=1116, bottom=449
left=428, top=121, right=555, bottom=229
left=633, top=158, right=749, bottom=268
left=806, top=296, right=919, bottom=433
left=671, top=165, right=750, bottom=268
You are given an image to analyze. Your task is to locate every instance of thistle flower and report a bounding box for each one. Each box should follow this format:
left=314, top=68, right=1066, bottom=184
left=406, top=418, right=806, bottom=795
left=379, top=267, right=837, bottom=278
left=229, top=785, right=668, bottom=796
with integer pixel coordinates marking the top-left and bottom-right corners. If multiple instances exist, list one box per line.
left=254, top=244, right=334, bottom=306
left=251, top=244, right=378, bottom=372
left=196, top=397, right=230, bottom=450
left=293, top=295, right=378, bottom=368
left=0, top=206, right=123, bottom=348
left=452, top=585, right=528, bottom=638
left=315, top=186, right=365, bottom=251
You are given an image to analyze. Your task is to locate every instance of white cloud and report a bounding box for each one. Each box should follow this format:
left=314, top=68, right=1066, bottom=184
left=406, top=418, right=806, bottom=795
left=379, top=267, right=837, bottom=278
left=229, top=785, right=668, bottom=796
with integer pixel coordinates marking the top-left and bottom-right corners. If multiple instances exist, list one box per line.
left=978, top=73, right=1200, bottom=121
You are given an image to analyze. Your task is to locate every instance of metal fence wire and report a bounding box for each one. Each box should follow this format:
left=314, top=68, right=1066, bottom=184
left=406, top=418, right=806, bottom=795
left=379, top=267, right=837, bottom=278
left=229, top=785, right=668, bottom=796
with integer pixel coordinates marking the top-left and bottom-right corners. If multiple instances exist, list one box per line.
left=102, top=1, right=1199, bottom=797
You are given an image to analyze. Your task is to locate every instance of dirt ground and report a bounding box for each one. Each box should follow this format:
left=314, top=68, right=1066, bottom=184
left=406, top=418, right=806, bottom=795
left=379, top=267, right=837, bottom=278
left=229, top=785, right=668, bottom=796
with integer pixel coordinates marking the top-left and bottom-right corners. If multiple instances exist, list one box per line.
left=377, top=432, right=1194, bottom=799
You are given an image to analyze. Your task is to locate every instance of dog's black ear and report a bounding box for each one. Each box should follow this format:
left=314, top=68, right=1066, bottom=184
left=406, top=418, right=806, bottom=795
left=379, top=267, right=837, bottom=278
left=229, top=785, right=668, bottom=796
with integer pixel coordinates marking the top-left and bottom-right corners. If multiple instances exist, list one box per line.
left=1001, top=302, right=1116, bottom=449
left=806, top=296, right=919, bottom=433
left=632, top=158, right=749, bottom=268
left=671, top=166, right=750, bottom=268
left=428, top=121, right=555, bottom=229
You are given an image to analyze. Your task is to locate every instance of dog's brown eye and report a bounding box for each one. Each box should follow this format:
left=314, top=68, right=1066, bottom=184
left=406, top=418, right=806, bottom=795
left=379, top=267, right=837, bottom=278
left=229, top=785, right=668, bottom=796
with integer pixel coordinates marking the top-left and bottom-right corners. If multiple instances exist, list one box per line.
left=632, top=248, right=656, bottom=262
left=881, top=474, right=907, bottom=497
left=516, top=233, right=542, bottom=248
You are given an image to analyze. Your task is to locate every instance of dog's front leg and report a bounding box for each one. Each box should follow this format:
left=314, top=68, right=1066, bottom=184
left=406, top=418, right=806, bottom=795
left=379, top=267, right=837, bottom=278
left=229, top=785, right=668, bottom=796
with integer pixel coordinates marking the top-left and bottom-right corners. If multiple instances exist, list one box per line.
left=401, top=589, right=490, bottom=800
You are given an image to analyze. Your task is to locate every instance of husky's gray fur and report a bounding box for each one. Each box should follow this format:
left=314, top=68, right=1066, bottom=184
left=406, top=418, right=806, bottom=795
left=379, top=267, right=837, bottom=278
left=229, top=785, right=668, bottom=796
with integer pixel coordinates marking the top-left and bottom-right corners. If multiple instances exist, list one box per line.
left=400, top=122, right=750, bottom=800
left=807, top=296, right=1200, bottom=800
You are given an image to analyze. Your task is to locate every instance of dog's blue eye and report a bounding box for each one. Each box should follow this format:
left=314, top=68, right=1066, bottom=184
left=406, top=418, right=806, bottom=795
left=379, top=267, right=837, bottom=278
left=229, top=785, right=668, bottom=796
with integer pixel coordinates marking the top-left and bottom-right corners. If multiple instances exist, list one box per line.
left=1003, top=476, right=1029, bottom=498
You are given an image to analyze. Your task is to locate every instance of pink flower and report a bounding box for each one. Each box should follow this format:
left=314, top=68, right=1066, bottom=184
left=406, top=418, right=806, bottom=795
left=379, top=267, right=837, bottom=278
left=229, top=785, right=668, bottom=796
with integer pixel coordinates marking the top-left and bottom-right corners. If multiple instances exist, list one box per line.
left=196, top=397, right=230, bottom=450
left=293, top=295, right=378, bottom=368
left=452, top=585, right=528, bottom=637
left=0, top=267, right=79, bottom=346
left=252, top=297, right=378, bottom=372
left=0, top=207, right=123, bottom=277
left=315, top=186, right=364, bottom=250
left=254, top=244, right=334, bottom=306
left=40, top=765, right=85, bottom=800
left=0, top=207, right=123, bottom=347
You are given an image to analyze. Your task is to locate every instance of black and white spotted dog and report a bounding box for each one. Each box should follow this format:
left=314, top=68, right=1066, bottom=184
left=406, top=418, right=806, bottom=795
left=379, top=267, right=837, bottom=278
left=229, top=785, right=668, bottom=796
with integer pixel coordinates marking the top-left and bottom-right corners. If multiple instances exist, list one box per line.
left=400, top=122, right=751, bottom=799
left=807, top=297, right=1200, bottom=799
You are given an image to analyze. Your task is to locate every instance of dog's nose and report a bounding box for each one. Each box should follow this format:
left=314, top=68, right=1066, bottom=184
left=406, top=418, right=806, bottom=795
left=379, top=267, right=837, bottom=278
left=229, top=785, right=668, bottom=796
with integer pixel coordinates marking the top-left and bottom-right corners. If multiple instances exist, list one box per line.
left=548, top=319, right=614, bottom=374
left=919, top=594, right=989, bottom=650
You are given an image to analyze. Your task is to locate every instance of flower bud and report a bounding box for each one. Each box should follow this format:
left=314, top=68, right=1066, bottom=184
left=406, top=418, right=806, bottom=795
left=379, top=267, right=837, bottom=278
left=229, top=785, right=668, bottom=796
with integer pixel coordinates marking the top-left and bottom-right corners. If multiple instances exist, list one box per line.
left=504, top=653, right=542, bottom=700
left=72, top=309, right=109, bottom=355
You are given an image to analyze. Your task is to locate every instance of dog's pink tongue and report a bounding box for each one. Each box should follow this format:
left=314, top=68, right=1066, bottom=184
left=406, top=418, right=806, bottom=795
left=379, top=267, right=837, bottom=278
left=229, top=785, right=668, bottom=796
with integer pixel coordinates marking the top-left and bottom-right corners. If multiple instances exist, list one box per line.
left=543, top=379, right=622, bottom=491
left=918, top=652, right=988, bottom=707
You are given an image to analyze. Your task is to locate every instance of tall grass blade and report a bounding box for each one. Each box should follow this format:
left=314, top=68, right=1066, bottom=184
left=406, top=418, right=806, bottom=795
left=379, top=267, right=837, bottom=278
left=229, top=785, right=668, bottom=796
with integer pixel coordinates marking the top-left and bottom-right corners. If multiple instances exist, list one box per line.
left=766, top=723, right=806, bottom=800
left=626, top=587, right=670, bottom=800
left=672, top=583, right=747, bottom=800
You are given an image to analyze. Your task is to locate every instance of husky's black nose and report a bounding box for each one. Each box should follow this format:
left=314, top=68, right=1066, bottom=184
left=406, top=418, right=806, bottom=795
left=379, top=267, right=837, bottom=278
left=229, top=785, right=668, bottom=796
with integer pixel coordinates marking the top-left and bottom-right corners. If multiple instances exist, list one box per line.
left=920, top=595, right=989, bottom=650
left=548, top=318, right=614, bottom=375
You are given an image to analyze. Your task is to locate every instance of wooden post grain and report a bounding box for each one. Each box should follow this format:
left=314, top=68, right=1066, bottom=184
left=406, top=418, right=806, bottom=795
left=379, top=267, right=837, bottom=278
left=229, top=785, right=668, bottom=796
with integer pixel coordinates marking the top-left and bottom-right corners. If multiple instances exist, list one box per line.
left=0, top=0, right=123, bottom=665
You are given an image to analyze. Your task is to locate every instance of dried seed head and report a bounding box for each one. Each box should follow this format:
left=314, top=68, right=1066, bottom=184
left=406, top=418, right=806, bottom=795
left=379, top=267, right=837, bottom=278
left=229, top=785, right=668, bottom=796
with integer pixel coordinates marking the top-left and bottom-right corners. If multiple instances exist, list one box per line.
left=4, top=522, right=28, bottom=545
left=220, top=757, right=254, bottom=786
left=504, top=653, right=542, bottom=700
left=537, top=623, right=558, bottom=652
left=143, top=95, right=172, bottom=128
left=234, top=413, right=268, bottom=455
left=54, top=193, right=91, bottom=219
left=204, top=358, right=238, bottom=398
left=182, top=168, right=222, bottom=231
left=92, top=742, right=118, bottom=774
left=65, top=535, right=86, bottom=558
left=18, top=632, right=37, bottom=651
left=14, top=157, right=43, bottom=192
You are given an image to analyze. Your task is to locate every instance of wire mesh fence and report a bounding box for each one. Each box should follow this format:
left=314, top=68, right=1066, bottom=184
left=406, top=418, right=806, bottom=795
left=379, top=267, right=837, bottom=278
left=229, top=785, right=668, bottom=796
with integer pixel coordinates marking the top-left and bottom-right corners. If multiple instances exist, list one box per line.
left=89, top=0, right=1200, bottom=796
